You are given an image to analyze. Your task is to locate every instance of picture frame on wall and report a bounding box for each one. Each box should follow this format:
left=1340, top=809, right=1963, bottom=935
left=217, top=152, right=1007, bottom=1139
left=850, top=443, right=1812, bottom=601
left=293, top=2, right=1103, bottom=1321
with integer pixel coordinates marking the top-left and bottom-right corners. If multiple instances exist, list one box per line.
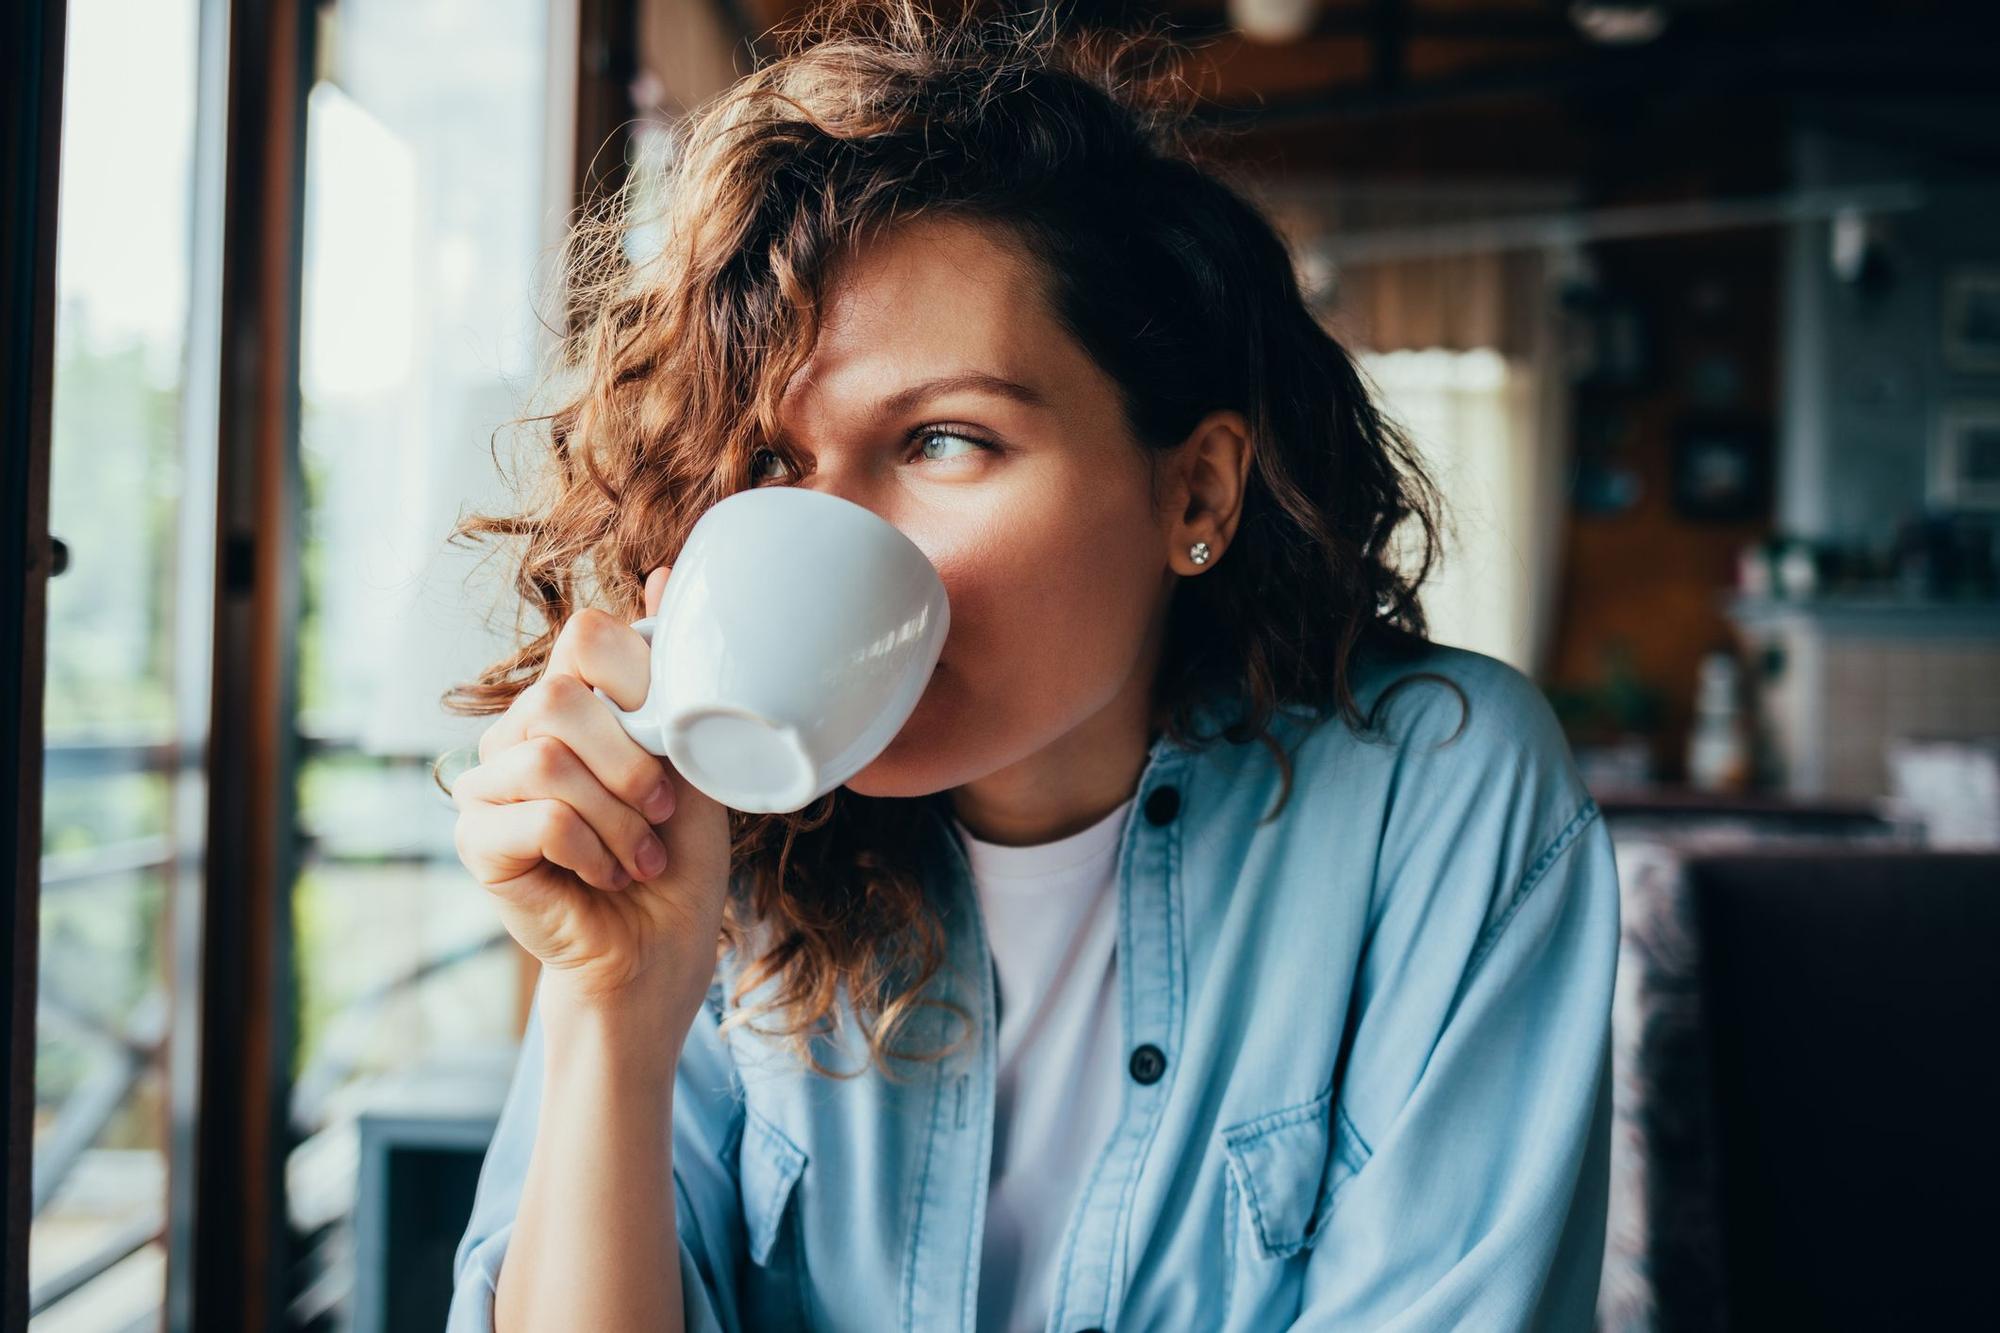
left=1670, top=416, right=1769, bottom=522
left=1930, top=401, right=2000, bottom=511
left=1942, top=268, right=2000, bottom=374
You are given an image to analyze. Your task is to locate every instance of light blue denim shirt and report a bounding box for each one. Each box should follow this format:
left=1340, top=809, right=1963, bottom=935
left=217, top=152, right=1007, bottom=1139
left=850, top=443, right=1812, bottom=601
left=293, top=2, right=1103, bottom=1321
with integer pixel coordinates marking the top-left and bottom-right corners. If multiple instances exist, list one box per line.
left=449, top=640, right=1621, bottom=1332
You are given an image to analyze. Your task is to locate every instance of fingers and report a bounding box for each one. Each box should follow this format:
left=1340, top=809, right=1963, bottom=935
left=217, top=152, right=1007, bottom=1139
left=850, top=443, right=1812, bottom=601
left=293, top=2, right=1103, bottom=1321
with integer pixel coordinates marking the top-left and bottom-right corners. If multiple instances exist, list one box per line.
left=545, top=602, right=657, bottom=706
left=453, top=732, right=670, bottom=888
left=479, top=606, right=655, bottom=763
left=482, top=667, right=678, bottom=817
left=454, top=796, right=630, bottom=895
left=466, top=580, right=684, bottom=902
left=644, top=564, right=670, bottom=618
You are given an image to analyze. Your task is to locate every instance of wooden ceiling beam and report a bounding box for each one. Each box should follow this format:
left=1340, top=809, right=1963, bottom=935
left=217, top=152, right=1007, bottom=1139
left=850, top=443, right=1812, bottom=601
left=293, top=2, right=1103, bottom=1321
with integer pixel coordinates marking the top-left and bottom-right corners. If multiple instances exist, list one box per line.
left=1150, top=3, right=1579, bottom=45
left=1192, top=16, right=2000, bottom=129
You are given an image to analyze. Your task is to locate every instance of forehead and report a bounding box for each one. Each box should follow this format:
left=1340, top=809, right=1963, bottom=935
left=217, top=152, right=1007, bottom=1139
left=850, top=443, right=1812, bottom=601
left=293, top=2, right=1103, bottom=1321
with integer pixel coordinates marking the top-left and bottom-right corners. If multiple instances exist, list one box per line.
left=778, top=217, right=1060, bottom=414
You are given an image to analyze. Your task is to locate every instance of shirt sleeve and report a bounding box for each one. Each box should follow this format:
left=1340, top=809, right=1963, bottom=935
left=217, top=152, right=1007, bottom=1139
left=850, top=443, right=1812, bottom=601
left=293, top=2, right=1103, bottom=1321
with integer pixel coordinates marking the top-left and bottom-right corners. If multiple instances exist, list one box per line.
left=1289, top=767, right=1621, bottom=1331
left=445, top=968, right=750, bottom=1333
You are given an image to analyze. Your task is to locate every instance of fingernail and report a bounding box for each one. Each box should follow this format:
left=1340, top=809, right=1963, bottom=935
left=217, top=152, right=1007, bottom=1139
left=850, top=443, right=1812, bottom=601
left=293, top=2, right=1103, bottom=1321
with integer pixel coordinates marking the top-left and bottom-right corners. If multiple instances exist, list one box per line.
left=636, top=833, right=667, bottom=879
left=643, top=779, right=676, bottom=821
left=610, top=865, right=632, bottom=889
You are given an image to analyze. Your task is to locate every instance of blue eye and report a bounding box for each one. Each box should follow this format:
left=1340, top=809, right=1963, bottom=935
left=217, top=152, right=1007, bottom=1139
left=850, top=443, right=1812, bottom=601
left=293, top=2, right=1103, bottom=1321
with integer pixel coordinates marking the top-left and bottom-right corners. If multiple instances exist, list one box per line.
left=748, top=429, right=995, bottom=485
left=913, top=428, right=990, bottom=463
left=748, top=448, right=789, bottom=484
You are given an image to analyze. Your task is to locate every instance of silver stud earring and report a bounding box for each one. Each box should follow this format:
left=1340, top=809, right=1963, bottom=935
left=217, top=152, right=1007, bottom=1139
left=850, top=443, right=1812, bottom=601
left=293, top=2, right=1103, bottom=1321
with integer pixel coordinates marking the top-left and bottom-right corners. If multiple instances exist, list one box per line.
left=1188, top=540, right=1211, bottom=566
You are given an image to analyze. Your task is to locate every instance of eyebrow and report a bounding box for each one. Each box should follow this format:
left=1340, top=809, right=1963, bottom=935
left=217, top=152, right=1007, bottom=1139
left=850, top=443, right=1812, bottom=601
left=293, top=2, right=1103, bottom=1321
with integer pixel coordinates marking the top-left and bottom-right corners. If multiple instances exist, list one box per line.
left=878, top=371, right=1049, bottom=416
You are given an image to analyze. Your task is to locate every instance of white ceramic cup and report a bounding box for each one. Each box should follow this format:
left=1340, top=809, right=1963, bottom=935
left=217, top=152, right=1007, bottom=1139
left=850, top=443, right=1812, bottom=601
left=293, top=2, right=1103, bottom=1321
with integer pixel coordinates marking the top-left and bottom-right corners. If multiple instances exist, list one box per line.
left=592, top=486, right=950, bottom=813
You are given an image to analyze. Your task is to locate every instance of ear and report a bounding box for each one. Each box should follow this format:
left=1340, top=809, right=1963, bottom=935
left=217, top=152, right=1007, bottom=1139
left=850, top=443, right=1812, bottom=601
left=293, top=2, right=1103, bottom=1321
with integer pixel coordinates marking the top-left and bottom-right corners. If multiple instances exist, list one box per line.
left=1163, top=409, right=1252, bottom=575
left=644, top=565, right=670, bottom=618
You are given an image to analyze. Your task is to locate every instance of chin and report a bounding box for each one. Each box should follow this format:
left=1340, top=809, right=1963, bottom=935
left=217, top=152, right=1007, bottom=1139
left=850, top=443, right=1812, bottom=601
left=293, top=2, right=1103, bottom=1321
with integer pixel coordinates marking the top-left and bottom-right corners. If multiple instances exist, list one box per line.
left=842, top=726, right=951, bottom=799
left=839, top=766, right=937, bottom=800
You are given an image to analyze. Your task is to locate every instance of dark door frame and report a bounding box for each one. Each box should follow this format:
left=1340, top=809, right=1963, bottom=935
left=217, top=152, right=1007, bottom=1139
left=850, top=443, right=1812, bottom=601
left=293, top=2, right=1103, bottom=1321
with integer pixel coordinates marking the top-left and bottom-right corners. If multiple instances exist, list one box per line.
left=1, top=0, right=68, bottom=1326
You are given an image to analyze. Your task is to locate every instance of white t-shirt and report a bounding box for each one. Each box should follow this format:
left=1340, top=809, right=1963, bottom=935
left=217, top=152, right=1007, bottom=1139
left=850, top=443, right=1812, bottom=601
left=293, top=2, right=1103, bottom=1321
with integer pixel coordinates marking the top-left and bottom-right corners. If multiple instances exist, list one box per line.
left=952, top=794, right=1136, bottom=1333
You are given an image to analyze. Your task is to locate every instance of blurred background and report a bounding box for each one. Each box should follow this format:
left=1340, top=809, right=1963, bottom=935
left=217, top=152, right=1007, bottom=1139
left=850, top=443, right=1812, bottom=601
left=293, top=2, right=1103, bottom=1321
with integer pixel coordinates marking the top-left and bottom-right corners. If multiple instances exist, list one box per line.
left=5, top=0, right=1998, bottom=1330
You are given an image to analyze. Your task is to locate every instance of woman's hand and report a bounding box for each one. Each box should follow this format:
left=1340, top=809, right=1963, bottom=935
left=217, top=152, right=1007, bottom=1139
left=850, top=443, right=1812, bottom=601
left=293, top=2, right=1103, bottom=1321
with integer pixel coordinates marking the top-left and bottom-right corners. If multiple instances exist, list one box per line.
left=451, top=564, right=732, bottom=1020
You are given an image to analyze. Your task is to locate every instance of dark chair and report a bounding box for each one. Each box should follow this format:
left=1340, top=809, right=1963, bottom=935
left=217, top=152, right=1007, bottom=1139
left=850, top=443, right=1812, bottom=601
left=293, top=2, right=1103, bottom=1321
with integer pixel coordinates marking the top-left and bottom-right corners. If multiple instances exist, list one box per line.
left=1686, top=849, right=2000, bottom=1331
left=348, top=1059, right=512, bottom=1333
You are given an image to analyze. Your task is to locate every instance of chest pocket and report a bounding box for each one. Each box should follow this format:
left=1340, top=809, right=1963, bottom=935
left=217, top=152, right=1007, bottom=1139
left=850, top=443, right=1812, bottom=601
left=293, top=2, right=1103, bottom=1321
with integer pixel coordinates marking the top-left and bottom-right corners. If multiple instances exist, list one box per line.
left=739, top=1104, right=812, bottom=1328
left=1216, top=1086, right=1372, bottom=1328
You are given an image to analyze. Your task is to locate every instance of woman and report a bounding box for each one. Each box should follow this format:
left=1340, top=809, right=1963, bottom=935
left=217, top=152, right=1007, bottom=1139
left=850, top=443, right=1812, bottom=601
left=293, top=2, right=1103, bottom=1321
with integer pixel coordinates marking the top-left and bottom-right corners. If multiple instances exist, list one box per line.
left=442, top=2, right=1620, bottom=1330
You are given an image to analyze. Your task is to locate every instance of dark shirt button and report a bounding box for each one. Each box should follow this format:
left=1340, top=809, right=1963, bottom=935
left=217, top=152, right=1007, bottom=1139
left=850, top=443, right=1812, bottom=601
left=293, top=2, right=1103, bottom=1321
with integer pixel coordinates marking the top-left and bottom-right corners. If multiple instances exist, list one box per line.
left=1129, top=1043, right=1167, bottom=1085
left=1142, top=784, right=1180, bottom=826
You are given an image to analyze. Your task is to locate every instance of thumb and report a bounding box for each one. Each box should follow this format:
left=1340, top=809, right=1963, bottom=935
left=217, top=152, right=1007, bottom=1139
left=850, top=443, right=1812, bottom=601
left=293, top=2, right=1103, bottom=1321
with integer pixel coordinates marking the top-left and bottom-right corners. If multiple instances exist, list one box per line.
left=644, top=564, right=670, bottom=618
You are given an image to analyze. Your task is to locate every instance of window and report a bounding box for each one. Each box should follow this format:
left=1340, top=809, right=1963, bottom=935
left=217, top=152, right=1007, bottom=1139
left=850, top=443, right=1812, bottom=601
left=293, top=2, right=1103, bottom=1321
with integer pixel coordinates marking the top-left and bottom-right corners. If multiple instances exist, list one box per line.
left=33, top=0, right=206, bottom=1324
left=1361, top=346, right=1553, bottom=674
left=286, top=0, right=558, bottom=1322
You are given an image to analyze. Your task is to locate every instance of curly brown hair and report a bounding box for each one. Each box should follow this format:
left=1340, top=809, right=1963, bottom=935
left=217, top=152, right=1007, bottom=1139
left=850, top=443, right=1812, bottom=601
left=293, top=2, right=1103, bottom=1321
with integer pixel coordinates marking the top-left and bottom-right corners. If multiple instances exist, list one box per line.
left=440, top=0, right=1453, bottom=1082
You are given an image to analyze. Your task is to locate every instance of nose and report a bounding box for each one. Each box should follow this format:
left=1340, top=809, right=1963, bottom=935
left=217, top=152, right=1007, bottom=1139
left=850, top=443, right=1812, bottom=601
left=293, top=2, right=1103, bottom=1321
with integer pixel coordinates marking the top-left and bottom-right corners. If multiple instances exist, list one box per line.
left=793, top=470, right=940, bottom=569
left=796, top=464, right=892, bottom=524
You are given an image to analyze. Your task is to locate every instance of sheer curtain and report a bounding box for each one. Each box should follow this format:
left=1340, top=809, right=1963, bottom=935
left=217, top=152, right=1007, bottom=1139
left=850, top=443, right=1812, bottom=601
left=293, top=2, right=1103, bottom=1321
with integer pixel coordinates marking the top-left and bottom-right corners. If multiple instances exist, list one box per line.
left=1262, top=183, right=1574, bottom=678
left=1358, top=346, right=1566, bottom=676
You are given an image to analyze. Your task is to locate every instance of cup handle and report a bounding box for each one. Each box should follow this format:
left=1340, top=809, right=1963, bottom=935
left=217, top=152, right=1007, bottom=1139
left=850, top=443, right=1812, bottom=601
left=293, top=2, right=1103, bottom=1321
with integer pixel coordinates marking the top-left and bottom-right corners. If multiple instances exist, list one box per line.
left=592, top=616, right=669, bottom=756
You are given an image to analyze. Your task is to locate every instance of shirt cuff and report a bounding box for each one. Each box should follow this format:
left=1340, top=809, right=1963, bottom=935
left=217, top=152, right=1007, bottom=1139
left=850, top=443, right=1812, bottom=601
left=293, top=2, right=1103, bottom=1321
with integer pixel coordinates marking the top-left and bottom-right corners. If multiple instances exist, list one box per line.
left=444, top=1221, right=733, bottom=1333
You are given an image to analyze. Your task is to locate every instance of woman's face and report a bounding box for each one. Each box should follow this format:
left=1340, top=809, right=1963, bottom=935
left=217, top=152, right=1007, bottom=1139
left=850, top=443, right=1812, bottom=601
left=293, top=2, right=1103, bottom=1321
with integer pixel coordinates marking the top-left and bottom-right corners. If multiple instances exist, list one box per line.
left=754, top=215, right=1187, bottom=803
